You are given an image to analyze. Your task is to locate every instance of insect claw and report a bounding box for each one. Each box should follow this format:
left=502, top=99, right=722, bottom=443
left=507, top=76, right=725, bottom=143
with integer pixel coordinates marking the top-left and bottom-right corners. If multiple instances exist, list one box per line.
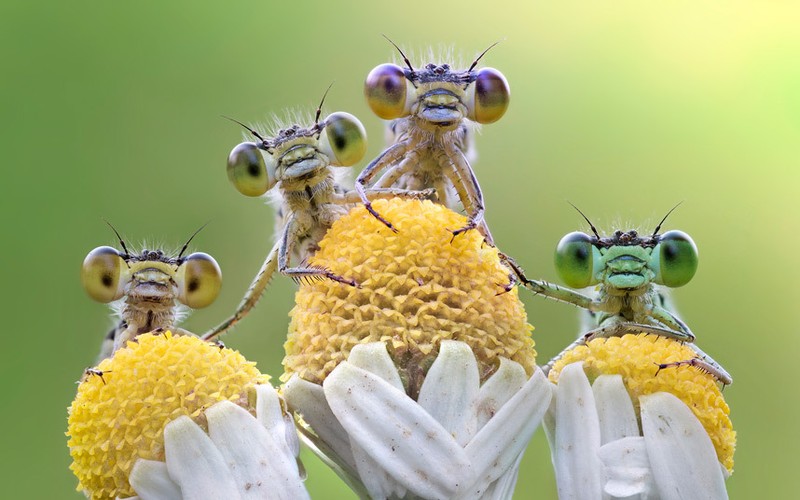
left=364, top=204, right=398, bottom=233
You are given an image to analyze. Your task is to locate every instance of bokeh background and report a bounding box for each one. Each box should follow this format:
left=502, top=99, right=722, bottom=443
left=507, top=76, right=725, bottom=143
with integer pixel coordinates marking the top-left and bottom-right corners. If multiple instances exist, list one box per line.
left=2, top=0, right=797, bottom=497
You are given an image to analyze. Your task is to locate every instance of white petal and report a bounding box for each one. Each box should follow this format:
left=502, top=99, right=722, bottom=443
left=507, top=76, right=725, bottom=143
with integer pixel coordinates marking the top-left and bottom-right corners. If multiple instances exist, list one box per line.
left=592, top=375, right=639, bottom=444
left=351, top=442, right=408, bottom=499
left=254, top=384, right=296, bottom=458
left=417, top=340, right=480, bottom=446
left=129, top=459, right=182, bottom=500
left=550, top=362, right=604, bottom=500
left=163, top=415, right=242, bottom=500
left=206, top=401, right=309, bottom=500
left=283, top=374, right=359, bottom=474
left=460, top=368, right=552, bottom=497
left=474, top=358, right=527, bottom=431
left=640, top=392, right=728, bottom=500
left=598, top=436, right=655, bottom=498
left=324, top=361, right=472, bottom=499
left=475, top=451, right=524, bottom=500
left=345, top=342, right=404, bottom=391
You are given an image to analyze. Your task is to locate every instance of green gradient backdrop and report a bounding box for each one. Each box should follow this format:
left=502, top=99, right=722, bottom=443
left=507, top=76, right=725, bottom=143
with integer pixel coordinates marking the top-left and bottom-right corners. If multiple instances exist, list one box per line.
left=2, top=1, right=797, bottom=498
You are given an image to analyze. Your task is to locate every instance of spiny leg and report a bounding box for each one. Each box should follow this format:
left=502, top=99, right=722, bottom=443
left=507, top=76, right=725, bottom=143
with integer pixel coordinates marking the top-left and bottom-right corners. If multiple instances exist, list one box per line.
left=648, top=304, right=696, bottom=341
left=521, top=279, right=596, bottom=310
left=541, top=322, right=695, bottom=376
left=335, top=187, right=436, bottom=205
left=435, top=142, right=490, bottom=244
left=355, top=141, right=411, bottom=232
left=202, top=241, right=280, bottom=341
left=655, top=353, right=733, bottom=386
left=373, top=149, right=420, bottom=189
left=278, top=213, right=360, bottom=288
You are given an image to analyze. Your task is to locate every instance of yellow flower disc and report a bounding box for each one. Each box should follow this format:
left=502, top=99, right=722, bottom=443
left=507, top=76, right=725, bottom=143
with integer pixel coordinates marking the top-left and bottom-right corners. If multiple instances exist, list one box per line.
left=548, top=333, right=735, bottom=472
left=67, top=332, right=269, bottom=500
left=284, top=198, right=535, bottom=388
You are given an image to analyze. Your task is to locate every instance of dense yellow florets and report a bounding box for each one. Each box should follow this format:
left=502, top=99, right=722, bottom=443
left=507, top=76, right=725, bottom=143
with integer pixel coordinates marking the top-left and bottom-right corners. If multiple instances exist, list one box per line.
left=67, top=332, right=269, bottom=500
left=548, top=333, right=735, bottom=471
left=284, top=198, right=535, bottom=386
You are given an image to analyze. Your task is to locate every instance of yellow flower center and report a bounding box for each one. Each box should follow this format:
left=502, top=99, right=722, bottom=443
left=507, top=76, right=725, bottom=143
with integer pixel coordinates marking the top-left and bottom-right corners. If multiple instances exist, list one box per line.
left=67, top=332, right=269, bottom=500
left=283, top=198, right=535, bottom=392
left=548, top=333, right=735, bottom=472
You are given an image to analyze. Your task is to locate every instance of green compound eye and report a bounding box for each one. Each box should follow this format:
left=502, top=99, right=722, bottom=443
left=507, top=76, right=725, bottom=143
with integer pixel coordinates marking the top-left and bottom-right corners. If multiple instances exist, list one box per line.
left=227, top=142, right=272, bottom=197
left=81, top=246, right=125, bottom=303
left=177, top=252, right=222, bottom=309
left=654, top=230, right=698, bottom=287
left=319, top=112, right=367, bottom=167
left=555, top=231, right=598, bottom=288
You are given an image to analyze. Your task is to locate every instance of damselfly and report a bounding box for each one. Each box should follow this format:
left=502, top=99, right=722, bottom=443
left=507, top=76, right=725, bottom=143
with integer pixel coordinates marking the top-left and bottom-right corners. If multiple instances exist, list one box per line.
left=203, top=89, right=432, bottom=341
left=521, top=207, right=732, bottom=385
left=81, top=225, right=221, bottom=361
left=356, top=39, right=509, bottom=245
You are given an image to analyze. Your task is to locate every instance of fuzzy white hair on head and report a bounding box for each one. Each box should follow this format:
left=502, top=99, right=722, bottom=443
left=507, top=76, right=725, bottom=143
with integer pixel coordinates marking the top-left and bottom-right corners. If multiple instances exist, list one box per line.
left=246, top=107, right=319, bottom=140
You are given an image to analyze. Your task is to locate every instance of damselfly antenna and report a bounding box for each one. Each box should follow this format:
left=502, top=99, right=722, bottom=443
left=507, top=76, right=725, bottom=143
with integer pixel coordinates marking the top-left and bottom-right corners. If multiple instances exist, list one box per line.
left=314, top=82, right=335, bottom=135
left=177, top=222, right=210, bottom=261
left=468, top=40, right=503, bottom=72
left=567, top=202, right=600, bottom=239
left=653, top=201, right=684, bottom=236
left=382, top=34, right=414, bottom=72
left=103, top=219, right=131, bottom=259
left=221, top=115, right=267, bottom=143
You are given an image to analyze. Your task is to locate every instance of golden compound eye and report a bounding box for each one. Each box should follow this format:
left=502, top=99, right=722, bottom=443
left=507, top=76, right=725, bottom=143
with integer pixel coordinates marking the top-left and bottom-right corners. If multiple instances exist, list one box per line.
left=319, top=112, right=367, bottom=167
left=364, top=63, right=410, bottom=120
left=81, top=246, right=125, bottom=303
left=177, top=252, right=222, bottom=309
left=467, top=68, right=510, bottom=124
left=227, top=142, right=272, bottom=197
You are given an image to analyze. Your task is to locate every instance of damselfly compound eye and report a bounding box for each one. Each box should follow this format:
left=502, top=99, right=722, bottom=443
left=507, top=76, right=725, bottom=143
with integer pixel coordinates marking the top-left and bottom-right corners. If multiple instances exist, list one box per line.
left=81, top=246, right=125, bottom=303
left=319, top=112, right=367, bottom=167
left=654, top=230, right=698, bottom=287
left=227, top=142, right=271, bottom=197
left=177, top=252, right=222, bottom=309
left=467, top=68, right=510, bottom=124
left=555, top=231, right=597, bottom=288
left=364, top=63, right=410, bottom=120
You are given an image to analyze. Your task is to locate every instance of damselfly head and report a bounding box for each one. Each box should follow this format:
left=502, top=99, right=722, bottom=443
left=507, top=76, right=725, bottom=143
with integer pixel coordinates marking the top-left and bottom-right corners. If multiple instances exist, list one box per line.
left=554, top=224, right=698, bottom=291
left=364, top=40, right=510, bottom=127
left=226, top=92, right=367, bottom=197
left=81, top=231, right=222, bottom=310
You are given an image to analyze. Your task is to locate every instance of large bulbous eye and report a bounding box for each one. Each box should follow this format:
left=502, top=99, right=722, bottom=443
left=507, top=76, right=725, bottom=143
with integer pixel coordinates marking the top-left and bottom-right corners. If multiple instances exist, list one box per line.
left=364, top=63, right=412, bottom=120
left=177, top=252, right=222, bottom=309
left=81, top=246, right=125, bottom=303
left=319, top=112, right=367, bottom=166
left=555, top=232, right=598, bottom=288
left=467, top=68, right=510, bottom=124
left=654, top=230, right=698, bottom=287
left=227, top=142, right=272, bottom=197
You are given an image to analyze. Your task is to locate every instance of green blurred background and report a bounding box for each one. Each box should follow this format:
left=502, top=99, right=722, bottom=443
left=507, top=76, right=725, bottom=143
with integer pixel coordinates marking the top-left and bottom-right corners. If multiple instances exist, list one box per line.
left=2, top=0, right=797, bottom=497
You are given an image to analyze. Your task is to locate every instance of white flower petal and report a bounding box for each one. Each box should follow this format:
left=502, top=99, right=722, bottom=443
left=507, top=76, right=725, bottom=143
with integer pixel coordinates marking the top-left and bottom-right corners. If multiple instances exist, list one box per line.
left=592, top=375, right=639, bottom=444
left=598, top=436, right=655, bottom=498
left=417, top=340, right=480, bottom=446
left=351, top=442, right=408, bottom=499
left=163, top=415, right=243, bottom=500
left=474, top=358, right=527, bottom=431
left=206, top=401, right=309, bottom=500
left=640, top=392, right=728, bottom=500
left=254, top=384, right=297, bottom=458
left=129, top=459, right=182, bottom=500
left=550, top=362, right=604, bottom=500
left=283, top=374, right=359, bottom=474
left=461, top=368, right=552, bottom=497
left=324, top=361, right=472, bottom=499
left=474, top=451, right=524, bottom=500
left=345, top=342, right=404, bottom=391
